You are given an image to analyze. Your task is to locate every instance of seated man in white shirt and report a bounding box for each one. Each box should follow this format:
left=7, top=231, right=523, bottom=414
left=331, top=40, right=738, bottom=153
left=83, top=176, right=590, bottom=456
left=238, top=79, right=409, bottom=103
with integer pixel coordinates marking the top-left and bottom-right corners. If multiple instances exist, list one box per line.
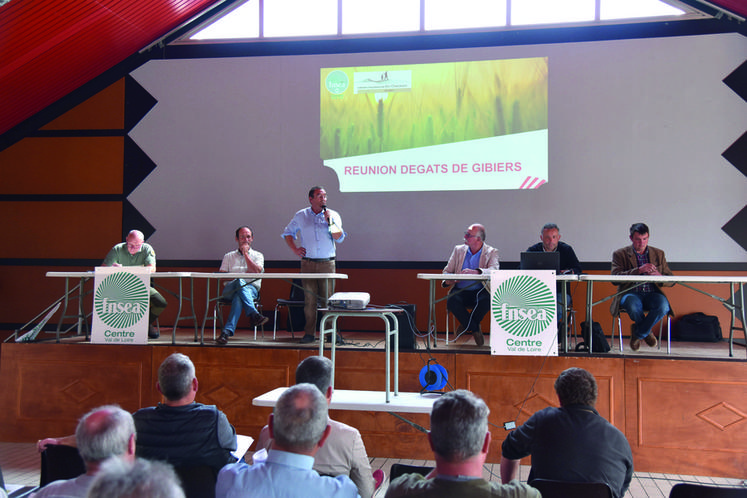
left=216, top=226, right=268, bottom=345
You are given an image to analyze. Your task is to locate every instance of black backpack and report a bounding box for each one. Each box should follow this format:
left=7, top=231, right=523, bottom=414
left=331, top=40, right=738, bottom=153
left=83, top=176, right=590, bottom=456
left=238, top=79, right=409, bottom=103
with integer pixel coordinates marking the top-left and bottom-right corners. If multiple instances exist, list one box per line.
left=576, top=321, right=611, bottom=353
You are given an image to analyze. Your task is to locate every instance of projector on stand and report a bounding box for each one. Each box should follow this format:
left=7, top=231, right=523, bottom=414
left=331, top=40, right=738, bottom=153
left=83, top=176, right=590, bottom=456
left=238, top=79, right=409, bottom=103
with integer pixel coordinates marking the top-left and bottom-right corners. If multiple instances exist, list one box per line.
left=327, top=292, right=370, bottom=310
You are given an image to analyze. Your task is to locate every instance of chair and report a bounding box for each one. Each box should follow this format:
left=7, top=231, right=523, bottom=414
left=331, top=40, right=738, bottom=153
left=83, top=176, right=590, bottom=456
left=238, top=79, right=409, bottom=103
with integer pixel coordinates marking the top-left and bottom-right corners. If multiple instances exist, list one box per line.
left=611, top=306, right=672, bottom=354
left=174, top=465, right=218, bottom=498
left=211, top=278, right=266, bottom=341
left=669, top=483, right=747, bottom=497
left=39, top=445, right=86, bottom=487
left=389, top=463, right=434, bottom=481
left=273, top=279, right=306, bottom=339
left=529, top=478, right=613, bottom=498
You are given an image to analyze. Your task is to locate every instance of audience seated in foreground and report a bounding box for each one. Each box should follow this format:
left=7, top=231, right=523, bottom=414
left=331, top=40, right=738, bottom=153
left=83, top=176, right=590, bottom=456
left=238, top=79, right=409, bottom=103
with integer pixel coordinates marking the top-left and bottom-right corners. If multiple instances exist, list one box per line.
left=37, top=353, right=238, bottom=474
left=385, top=389, right=540, bottom=498
left=501, top=367, right=634, bottom=498
left=216, top=384, right=360, bottom=498
left=31, top=405, right=136, bottom=498
left=86, top=458, right=184, bottom=498
left=256, top=356, right=379, bottom=497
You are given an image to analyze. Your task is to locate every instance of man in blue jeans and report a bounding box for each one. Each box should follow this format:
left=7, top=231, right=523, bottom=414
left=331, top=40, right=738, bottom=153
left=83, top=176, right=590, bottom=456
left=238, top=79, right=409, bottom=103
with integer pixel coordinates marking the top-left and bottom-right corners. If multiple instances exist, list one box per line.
left=611, top=223, right=673, bottom=351
left=216, top=226, right=268, bottom=345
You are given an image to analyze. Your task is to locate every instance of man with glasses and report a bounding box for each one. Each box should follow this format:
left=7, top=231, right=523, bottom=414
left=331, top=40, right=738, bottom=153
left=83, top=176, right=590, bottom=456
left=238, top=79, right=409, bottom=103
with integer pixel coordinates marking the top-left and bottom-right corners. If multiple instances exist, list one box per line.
left=442, top=224, right=500, bottom=346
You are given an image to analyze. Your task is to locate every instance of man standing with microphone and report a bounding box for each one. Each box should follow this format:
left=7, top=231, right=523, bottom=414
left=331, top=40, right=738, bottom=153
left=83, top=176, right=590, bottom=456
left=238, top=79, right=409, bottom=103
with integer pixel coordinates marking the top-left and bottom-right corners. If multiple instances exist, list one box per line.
left=282, top=186, right=346, bottom=344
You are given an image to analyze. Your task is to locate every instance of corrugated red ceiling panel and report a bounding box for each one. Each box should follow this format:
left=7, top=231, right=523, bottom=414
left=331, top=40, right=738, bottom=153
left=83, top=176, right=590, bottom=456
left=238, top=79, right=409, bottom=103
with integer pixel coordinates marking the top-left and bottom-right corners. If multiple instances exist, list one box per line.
left=714, top=0, right=747, bottom=18
left=0, top=0, right=222, bottom=138
left=0, top=0, right=743, bottom=140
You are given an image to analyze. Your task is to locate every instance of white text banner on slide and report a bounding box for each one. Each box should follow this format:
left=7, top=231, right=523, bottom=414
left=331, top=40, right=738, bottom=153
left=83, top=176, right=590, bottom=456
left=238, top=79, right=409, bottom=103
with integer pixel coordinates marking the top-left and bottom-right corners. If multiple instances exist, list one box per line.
left=92, top=267, right=151, bottom=345
left=490, top=270, right=557, bottom=356
left=324, top=130, right=547, bottom=192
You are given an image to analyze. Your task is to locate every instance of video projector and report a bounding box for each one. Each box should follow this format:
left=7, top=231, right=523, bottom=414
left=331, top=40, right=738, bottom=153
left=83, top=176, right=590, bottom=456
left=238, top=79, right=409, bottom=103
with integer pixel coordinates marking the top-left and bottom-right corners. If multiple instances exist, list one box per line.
left=327, top=292, right=370, bottom=310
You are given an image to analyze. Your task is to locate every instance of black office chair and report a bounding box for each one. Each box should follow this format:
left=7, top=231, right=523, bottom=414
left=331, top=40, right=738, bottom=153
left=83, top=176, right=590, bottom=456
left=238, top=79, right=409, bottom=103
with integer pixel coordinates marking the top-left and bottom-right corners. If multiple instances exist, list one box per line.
left=174, top=465, right=218, bottom=498
left=389, top=463, right=434, bottom=482
left=39, top=445, right=86, bottom=487
left=529, top=478, right=613, bottom=498
left=669, top=483, right=747, bottom=498
left=274, top=279, right=306, bottom=339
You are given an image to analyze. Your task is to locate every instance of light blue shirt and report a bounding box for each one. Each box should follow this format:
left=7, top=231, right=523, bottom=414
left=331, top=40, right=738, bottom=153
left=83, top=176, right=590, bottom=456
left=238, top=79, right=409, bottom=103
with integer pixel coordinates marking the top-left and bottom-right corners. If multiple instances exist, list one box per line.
left=215, top=449, right=360, bottom=498
left=282, top=207, right=346, bottom=259
left=456, top=246, right=483, bottom=290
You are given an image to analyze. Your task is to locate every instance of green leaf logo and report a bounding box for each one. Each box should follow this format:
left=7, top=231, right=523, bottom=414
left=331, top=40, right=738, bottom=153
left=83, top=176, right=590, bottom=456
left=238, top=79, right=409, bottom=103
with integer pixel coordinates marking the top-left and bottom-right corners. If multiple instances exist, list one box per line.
left=325, top=70, right=349, bottom=95
left=492, top=275, right=555, bottom=337
left=94, top=272, right=149, bottom=328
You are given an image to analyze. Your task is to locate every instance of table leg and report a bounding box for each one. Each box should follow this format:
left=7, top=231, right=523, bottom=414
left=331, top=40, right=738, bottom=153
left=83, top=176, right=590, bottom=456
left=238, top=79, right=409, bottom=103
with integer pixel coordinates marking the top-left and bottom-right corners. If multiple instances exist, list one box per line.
left=172, top=277, right=183, bottom=345
left=318, top=313, right=339, bottom=389
left=585, top=279, right=594, bottom=355
left=428, top=281, right=436, bottom=348
left=200, top=278, right=213, bottom=345
left=562, top=283, right=569, bottom=353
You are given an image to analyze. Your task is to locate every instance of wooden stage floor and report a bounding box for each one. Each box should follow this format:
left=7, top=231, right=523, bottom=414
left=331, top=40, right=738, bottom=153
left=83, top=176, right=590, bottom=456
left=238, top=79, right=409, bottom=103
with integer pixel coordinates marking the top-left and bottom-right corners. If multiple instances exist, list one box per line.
left=11, top=324, right=745, bottom=361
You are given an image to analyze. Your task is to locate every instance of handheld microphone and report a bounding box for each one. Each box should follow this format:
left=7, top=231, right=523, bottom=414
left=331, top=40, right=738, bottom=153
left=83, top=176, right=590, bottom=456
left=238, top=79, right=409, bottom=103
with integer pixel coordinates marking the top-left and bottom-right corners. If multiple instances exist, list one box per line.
left=322, top=205, right=328, bottom=223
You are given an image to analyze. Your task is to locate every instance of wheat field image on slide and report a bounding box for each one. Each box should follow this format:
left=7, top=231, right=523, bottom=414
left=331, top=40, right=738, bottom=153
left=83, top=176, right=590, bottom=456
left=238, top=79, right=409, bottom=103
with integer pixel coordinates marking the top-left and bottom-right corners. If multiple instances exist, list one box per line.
left=320, top=58, right=548, bottom=160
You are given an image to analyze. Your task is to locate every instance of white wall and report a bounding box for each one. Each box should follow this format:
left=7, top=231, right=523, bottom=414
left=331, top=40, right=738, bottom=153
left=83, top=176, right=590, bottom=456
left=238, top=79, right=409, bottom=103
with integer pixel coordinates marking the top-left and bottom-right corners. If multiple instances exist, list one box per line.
left=128, top=32, right=747, bottom=263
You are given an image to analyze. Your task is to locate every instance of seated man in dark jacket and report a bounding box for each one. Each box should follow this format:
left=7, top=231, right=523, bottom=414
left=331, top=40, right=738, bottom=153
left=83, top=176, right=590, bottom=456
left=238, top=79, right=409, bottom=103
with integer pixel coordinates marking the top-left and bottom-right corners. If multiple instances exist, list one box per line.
left=133, top=353, right=237, bottom=471
left=501, top=368, right=633, bottom=498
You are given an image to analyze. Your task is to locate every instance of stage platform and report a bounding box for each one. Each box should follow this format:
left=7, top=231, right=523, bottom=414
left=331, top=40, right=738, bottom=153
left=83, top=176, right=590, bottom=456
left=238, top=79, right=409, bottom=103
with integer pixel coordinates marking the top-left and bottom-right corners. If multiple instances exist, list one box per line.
left=0, top=326, right=745, bottom=479
left=6, top=325, right=743, bottom=360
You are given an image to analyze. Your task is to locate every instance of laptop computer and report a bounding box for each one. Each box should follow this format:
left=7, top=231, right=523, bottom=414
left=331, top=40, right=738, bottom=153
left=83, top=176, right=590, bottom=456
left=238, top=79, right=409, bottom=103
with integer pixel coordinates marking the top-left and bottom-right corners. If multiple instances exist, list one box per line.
left=520, top=251, right=560, bottom=271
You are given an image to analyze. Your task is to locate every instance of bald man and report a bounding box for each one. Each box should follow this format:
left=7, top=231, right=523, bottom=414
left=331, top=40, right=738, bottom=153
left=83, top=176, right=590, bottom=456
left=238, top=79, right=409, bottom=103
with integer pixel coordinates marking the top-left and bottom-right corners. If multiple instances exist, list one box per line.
left=102, top=229, right=167, bottom=339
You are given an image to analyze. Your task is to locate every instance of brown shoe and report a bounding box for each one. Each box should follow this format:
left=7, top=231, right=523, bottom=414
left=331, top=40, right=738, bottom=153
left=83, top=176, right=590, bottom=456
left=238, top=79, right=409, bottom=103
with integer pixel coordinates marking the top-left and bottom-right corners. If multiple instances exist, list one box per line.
left=473, top=326, right=485, bottom=346
left=216, top=333, right=229, bottom=345
left=630, top=336, right=641, bottom=351
left=644, top=333, right=658, bottom=348
left=251, top=314, right=269, bottom=327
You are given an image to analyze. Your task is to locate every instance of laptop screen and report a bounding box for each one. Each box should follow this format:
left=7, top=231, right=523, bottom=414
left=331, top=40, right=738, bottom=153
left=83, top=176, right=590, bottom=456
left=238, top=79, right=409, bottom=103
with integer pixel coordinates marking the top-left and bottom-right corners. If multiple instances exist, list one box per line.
left=520, top=251, right=560, bottom=271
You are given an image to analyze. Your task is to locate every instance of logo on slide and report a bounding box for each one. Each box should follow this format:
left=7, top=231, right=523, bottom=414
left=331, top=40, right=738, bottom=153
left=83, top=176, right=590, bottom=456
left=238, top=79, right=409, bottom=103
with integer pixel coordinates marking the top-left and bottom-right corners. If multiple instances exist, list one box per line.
left=492, top=275, right=555, bottom=337
left=94, top=272, right=149, bottom=328
left=325, top=70, right=349, bottom=95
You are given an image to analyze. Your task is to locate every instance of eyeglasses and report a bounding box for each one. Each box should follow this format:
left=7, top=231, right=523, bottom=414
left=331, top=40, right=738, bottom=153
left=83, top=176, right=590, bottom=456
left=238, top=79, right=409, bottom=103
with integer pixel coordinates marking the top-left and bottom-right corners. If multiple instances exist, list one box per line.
left=464, top=232, right=477, bottom=239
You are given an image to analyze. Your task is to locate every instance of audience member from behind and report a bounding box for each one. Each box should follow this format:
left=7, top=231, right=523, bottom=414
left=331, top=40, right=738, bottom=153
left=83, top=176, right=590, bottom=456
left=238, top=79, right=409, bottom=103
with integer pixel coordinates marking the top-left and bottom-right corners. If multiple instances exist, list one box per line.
left=216, top=384, right=359, bottom=498
left=501, top=368, right=633, bottom=498
left=133, top=353, right=237, bottom=471
left=86, top=458, right=184, bottom=498
left=256, top=356, right=378, bottom=497
left=215, top=226, right=268, bottom=345
left=442, top=223, right=500, bottom=346
left=32, top=406, right=136, bottom=498
left=102, top=229, right=167, bottom=339
left=386, top=390, right=539, bottom=498
left=611, top=222, right=673, bottom=351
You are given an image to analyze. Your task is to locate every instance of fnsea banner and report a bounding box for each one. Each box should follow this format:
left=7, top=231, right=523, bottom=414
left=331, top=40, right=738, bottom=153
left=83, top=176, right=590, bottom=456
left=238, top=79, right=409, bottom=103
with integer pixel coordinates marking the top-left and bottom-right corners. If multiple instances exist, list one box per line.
left=490, top=270, right=557, bottom=356
left=91, top=267, right=151, bottom=344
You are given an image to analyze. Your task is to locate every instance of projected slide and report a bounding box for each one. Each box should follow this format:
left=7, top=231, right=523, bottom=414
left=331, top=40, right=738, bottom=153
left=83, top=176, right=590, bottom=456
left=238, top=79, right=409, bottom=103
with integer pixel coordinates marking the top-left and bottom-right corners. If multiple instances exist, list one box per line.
left=320, top=57, right=548, bottom=192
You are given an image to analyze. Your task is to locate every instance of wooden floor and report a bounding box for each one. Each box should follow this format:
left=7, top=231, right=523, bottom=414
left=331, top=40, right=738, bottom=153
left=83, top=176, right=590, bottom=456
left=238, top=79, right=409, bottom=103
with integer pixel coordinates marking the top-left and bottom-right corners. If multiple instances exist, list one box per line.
left=1, top=442, right=744, bottom=497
